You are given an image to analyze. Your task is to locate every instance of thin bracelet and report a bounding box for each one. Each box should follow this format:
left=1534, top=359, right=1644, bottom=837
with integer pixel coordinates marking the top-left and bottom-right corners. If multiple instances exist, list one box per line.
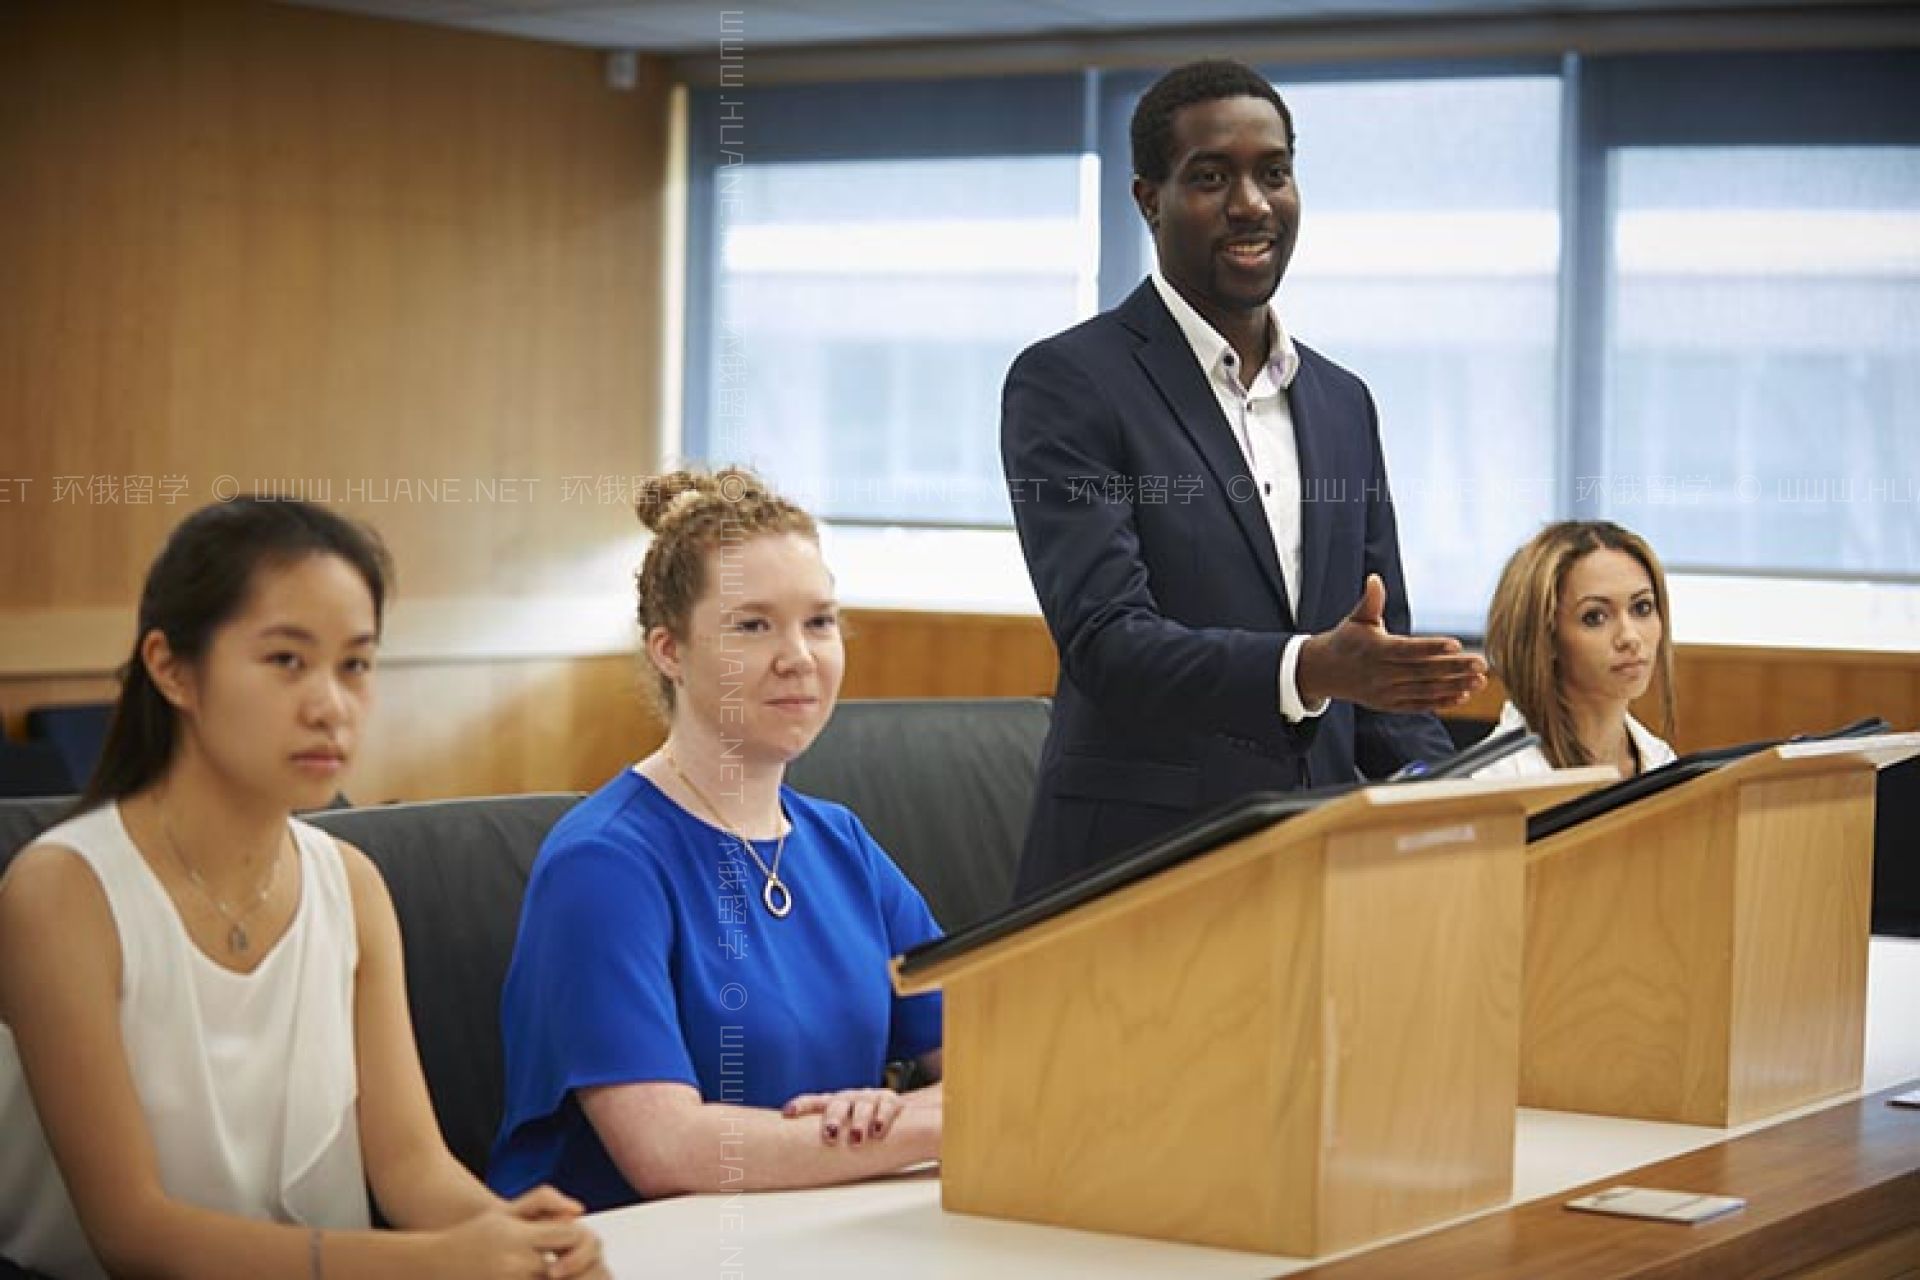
left=309, top=1227, right=324, bottom=1280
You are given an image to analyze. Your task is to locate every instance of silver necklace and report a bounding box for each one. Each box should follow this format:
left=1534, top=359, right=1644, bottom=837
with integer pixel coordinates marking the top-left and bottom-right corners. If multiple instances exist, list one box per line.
left=665, top=752, right=793, bottom=919
left=160, top=815, right=285, bottom=954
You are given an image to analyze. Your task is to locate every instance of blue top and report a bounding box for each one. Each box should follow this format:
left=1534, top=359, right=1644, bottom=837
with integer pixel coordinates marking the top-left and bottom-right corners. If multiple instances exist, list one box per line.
left=486, top=769, right=945, bottom=1210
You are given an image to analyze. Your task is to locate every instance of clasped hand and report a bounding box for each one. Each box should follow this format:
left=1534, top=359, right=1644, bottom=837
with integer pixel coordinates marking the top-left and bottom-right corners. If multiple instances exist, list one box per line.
left=438, top=1186, right=607, bottom=1280
left=781, top=1087, right=909, bottom=1146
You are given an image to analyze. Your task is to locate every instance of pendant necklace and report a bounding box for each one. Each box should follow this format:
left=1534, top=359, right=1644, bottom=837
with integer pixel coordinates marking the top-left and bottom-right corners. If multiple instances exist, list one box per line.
left=160, top=815, right=286, bottom=954
left=665, top=751, right=793, bottom=919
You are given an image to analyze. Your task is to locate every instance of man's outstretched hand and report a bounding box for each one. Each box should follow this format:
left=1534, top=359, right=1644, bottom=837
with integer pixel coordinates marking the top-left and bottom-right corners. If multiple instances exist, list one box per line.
left=1296, top=574, right=1487, bottom=713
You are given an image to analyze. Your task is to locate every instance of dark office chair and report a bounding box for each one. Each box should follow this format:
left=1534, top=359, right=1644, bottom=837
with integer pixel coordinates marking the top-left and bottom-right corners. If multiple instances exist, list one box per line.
left=786, top=698, right=1051, bottom=934
left=24, top=702, right=113, bottom=795
left=0, top=795, right=78, bottom=862
left=1439, top=715, right=1496, bottom=753
left=0, top=743, right=76, bottom=800
left=308, top=793, right=583, bottom=1177
left=1872, top=752, right=1918, bottom=938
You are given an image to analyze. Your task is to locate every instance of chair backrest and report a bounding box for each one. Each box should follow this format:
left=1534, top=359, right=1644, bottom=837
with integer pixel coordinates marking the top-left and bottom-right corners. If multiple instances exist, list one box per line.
left=1872, top=752, right=1919, bottom=938
left=785, top=698, right=1050, bottom=934
left=24, top=703, right=112, bottom=793
left=1439, top=715, right=1496, bottom=753
left=0, top=795, right=80, bottom=864
left=308, top=793, right=582, bottom=1177
left=0, top=743, right=77, bottom=800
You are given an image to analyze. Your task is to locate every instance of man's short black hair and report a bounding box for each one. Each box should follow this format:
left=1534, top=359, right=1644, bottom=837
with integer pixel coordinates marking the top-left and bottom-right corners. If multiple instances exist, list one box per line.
left=1131, top=59, right=1294, bottom=184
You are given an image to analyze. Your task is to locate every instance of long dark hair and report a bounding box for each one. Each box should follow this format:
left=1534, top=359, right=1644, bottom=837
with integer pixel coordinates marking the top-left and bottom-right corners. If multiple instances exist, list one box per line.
left=81, top=498, right=394, bottom=808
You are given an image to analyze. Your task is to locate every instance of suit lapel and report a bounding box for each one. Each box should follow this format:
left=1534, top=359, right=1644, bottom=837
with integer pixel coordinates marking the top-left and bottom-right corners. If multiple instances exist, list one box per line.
left=1289, top=350, right=1336, bottom=629
left=1119, top=283, right=1293, bottom=625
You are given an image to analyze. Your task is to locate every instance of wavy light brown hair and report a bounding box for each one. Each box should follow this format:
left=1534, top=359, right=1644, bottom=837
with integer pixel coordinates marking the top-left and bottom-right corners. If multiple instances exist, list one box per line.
left=632, top=467, right=819, bottom=713
left=1484, top=520, right=1677, bottom=769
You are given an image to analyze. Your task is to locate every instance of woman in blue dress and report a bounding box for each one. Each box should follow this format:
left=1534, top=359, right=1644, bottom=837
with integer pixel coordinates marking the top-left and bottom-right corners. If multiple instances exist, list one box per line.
left=489, top=469, right=944, bottom=1210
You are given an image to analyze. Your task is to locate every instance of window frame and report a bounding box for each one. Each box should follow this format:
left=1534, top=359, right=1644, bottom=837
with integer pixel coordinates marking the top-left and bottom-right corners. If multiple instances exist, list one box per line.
left=1569, top=49, right=1920, bottom=584
left=681, top=73, right=1091, bottom=489
left=678, top=50, right=1920, bottom=601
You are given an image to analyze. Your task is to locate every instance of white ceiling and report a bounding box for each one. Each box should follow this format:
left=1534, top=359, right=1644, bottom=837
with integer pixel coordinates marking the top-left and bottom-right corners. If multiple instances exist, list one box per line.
left=274, top=0, right=1831, bottom=54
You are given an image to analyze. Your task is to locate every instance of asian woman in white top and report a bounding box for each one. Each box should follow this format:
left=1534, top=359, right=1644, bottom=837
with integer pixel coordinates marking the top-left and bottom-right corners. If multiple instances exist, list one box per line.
left=0, top=498, right=604, bottom=1280
left=1475, top=520, right=1678, bottom=781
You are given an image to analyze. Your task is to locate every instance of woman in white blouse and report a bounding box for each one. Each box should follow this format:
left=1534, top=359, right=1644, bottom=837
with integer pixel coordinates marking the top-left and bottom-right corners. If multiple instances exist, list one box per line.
left=1474, top=521, right=1678, bottom=780
left=0, top=498, right=603, bottom=1280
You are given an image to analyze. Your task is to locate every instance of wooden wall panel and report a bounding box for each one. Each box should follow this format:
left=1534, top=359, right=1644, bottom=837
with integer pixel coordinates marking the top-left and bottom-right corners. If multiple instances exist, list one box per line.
left=0, top=0, right=670, bottom=609
left=836, top=616, right=1920, bottom=758
left=0, top=657, right=663, bottom=806
left=839, top=610, right=1059, bottom=701
left=0, top=0, right=669, bottom=800
left=3, top=612, right=1914, bottom=803
left=345, top=656, right=661, bottom=805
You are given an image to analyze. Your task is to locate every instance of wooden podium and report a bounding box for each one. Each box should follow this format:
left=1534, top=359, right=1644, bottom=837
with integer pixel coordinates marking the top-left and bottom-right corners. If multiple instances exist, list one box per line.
left=894, top=772, right=1609, bottom=1258
left=1522, top=733, right=1920, bottom=1128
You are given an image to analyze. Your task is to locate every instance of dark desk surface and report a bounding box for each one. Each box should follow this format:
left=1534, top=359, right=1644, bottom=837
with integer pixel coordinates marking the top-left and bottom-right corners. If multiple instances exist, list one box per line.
left=1294, top=1080, right=1920, bottom=1279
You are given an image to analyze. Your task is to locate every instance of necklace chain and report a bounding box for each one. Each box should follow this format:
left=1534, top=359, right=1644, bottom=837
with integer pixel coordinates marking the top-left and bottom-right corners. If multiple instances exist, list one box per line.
left=664, top=751, right=794, bottom=919
left=160, top=814, right=285, bottom=955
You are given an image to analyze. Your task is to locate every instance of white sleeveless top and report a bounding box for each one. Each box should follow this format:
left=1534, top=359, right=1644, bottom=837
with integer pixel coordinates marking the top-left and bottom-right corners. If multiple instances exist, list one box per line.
left=0, top=804, right=369, bottom=1279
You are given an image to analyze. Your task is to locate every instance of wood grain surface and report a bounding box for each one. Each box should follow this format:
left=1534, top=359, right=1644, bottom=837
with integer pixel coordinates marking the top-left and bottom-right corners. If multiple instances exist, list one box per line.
left=1293, top=1080, right=1920, bottom=1279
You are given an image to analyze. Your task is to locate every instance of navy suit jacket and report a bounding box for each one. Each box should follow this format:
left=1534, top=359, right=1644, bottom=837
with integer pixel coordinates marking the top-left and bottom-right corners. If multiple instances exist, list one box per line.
left=1003, top=280, right=1454, bottom=898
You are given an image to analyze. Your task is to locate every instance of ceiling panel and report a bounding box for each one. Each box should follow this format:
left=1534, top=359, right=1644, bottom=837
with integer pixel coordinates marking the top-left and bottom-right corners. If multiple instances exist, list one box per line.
left=275, top=0, right=1860, bottom=53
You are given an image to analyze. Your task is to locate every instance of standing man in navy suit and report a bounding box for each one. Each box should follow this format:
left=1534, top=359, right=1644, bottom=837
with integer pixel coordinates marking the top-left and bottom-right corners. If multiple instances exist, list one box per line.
left=1003, top=59, right=1488, bottom=897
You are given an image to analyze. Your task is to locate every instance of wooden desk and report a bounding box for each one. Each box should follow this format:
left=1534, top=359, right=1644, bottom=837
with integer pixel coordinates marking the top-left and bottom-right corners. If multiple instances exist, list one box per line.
left=587, top=937, right=1920, bottom=1278
left=1296, top=1083, right=1920, bottom=1278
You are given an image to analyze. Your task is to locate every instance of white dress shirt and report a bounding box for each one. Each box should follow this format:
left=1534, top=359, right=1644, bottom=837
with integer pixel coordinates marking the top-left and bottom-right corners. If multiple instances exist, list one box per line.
left=1150, top=271, right=1329, bottom=724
